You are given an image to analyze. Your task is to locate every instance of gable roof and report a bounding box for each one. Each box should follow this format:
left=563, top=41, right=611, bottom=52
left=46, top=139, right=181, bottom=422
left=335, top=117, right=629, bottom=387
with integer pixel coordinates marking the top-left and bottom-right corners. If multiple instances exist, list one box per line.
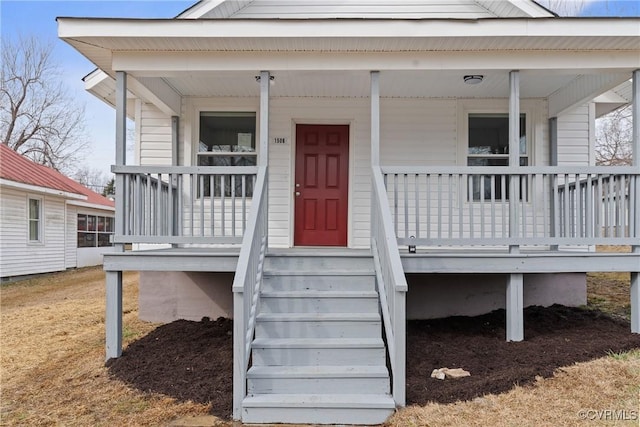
left=177, top=0, right=555, bottom=20
left=0, top=144, right=114, bottom=208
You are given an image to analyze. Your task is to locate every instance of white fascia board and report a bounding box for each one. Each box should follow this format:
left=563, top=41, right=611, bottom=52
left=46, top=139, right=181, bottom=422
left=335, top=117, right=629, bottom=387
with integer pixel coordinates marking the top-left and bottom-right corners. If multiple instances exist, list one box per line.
left=548, top=73, right=631, bottom=118
left=67, top=200, right=116, bottom=211
left=0, top=179, right=87, bottom=200
left=176, top=0, right=225, bottom=19
left=58, top=17, right=640, bottom=41
left=112, top=50, right=639, bottom=74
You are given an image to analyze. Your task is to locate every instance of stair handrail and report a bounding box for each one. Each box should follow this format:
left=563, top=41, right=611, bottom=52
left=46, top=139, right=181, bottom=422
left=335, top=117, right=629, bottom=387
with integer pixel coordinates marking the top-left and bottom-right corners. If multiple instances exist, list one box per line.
left=371, top=166, right=408, bottom=407
left=231, top=165, right=268, bottom=420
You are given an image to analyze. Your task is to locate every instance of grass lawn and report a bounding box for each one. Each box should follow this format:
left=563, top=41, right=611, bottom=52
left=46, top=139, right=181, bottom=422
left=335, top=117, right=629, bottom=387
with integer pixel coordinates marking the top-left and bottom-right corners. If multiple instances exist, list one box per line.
left=1, top=264, right=639, bottom=426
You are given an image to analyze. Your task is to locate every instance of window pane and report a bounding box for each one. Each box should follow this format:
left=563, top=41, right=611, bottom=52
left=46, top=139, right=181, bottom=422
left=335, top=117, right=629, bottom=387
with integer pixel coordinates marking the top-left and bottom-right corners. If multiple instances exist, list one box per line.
left=105, top=217, right=114, bottom=232
left=468, top=114, right=526, bottom=155
left=29, top=199, right=40, bottom=220
left=87, top=216, right=97, bottom=231
left=199, top=112, right=256, bottom=153
left=29, top=220, right=39, bottom=241
left=98, top=233, right=112, bottom=247
left=78, top=232, right=95, bottom=248
left=98, top=216, right=106, bottom=232
left=77, top=214, right=87, bottom=231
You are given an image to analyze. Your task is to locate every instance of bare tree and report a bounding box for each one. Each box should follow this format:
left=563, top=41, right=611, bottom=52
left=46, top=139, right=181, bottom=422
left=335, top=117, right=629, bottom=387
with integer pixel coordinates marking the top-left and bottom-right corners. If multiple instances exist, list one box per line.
left=595, top=105, right=632, bottom=166
left=1, top=35, right=88, bottom=173
left=73, top=166, right=111, bottom=194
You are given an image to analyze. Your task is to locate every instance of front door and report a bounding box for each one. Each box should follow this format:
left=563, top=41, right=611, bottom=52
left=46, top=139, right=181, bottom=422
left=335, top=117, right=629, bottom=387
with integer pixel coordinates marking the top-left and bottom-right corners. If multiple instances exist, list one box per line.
left=294, top=124, right=349, bottom=246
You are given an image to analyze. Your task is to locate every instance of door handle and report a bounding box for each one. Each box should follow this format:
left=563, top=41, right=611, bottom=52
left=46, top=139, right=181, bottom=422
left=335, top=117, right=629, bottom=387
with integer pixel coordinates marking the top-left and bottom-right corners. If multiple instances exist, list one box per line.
left=295, top=192, right=301, bottom=197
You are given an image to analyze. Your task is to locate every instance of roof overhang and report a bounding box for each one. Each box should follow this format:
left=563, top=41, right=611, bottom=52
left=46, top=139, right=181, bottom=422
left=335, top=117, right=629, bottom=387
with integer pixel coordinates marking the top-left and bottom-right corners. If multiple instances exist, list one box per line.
left=0, top=178, right=86, bottom=200
left=59, top=17, right=639, bottom=118
left=67, top=199, right=116, bottom=211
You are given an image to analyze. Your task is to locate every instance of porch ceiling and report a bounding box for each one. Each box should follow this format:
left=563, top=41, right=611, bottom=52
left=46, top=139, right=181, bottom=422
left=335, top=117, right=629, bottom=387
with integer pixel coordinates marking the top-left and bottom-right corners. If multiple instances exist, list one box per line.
left=162, top=70, right=581, bottom=99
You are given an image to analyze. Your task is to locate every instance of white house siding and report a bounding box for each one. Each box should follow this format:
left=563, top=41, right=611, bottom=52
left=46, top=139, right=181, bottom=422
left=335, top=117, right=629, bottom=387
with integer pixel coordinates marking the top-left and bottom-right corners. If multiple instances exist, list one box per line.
left=557, top=103, right=594, bottom=166
left=65, top=205, right=78, bottom=269
left=202, top=0, right=497, bottom=19
left=0, top=188, right=66, bottom=278
left=139, top=102, right=173, bottom=166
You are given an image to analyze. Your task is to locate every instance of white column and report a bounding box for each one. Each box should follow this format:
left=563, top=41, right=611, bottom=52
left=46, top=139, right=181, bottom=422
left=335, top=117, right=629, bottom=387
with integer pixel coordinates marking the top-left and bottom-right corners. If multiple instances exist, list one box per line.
left=508, top=70, right=520, bottom=254
left=259, top=71, right=270, bottom=167
left=506, top=273, right=524, bottom=342
left=115, top=71, right=127, bottom=253
left=631, top=69, right=639, bottom=333
left=549, top=117, right=559, bottom=251
left=371, top=71, right=380, bottom=167
left=105, top=271, right=123, bottom=360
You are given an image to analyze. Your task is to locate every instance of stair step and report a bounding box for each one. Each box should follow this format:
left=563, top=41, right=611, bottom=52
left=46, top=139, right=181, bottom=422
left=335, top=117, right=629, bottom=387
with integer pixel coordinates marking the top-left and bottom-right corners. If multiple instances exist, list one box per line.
left=257, top=312, right=380, bottom=322
left=260, top=290, right=379, bottom=313
left=255, top=313, right=381, bottom=338
left=262, top=273, right=375, bottom=291
left=247, top=365, right=390, bottom=394
left=265, top=254, right=374, bottom=271
left=242, top=394, right=395, bottom=425
left=263, top=269, right=374, bottom=276
left=248, top=365, right=389, bottom=378
left=251, top=338, right=385, bottom=366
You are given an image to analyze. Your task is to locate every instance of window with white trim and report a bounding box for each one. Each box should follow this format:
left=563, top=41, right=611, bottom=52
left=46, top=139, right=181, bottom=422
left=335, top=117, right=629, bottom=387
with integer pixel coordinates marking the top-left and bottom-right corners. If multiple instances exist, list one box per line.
left=197, top=112, right=256, bottom=196
left=77, top=214, right=114, bottom=248
left=28, top=198, right=42, bottom=242
left=467, top=113, right=528, bottom=200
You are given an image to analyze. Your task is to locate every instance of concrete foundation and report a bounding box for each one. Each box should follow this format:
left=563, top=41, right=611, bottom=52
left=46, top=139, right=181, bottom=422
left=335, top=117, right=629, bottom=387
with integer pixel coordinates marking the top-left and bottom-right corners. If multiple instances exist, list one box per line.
left=139, top=271, right=586, bottom=323
left=406, top=273, right=587, bottom=319
left=139, top=271, right=234, bottom=323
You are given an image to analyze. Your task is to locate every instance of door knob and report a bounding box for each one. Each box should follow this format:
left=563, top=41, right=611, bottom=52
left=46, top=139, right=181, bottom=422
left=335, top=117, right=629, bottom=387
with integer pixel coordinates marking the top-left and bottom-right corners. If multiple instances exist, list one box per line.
left=295, top=192, right=301, bottom=196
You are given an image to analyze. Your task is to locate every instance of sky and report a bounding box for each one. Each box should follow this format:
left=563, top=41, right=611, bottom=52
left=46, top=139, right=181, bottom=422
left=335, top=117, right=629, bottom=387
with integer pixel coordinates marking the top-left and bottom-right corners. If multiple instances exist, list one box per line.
left=1, top=0, right=639, bottom=183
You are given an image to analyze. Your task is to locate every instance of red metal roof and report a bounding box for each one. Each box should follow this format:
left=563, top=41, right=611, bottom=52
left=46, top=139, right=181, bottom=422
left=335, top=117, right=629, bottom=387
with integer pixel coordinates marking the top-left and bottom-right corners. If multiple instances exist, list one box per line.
left=0, top=144, right=114, bottom=208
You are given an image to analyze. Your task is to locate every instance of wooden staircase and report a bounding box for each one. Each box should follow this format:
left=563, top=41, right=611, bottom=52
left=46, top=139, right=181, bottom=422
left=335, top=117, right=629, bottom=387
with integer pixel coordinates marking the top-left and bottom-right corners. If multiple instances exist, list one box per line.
left=242, top=250, right=395, bottom=424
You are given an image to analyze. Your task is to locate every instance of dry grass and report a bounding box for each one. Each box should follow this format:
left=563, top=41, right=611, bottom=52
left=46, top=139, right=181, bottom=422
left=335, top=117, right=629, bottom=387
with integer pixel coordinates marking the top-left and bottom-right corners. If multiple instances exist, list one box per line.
left=1, top=263, right=639, bottom=427
left=389, top=349, right=640, bottom=427
left=0, top=267, right=214, bottom=427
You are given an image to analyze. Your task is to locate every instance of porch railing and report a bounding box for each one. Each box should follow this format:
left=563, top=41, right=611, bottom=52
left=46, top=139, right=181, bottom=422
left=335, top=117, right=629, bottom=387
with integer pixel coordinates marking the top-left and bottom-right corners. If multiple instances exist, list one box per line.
left=381, top=166, right=639, bottom=247
left=111, top=165, right=258, bottom=245
left=231, top=166, right=268, bottom=420
left=371, top=167, right=408, bottom=407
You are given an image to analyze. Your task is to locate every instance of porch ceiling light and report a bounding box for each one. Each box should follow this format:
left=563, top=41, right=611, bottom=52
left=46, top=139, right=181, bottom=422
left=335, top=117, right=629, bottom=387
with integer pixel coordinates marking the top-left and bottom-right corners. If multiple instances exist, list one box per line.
left=255, top=75, right=275, bottom=83
left=463, top=75, right=484, bottom=85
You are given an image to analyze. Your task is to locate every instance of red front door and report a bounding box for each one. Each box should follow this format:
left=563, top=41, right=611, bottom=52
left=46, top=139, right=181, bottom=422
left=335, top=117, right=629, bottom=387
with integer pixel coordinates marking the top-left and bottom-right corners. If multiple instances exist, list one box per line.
left=294, top=124, right=349, bottom=246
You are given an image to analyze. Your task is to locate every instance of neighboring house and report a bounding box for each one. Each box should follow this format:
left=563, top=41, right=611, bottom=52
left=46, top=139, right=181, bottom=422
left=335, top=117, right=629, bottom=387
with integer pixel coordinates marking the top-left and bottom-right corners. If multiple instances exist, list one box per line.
left=58, top=0, right=639, bottom=424
left=0, top=144, right=115, bottom=280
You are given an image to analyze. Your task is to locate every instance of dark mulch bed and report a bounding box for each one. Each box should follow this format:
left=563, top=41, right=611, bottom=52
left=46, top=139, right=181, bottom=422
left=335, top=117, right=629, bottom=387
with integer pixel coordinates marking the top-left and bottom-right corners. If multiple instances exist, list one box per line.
left=106, top=306, right=640, bottom=420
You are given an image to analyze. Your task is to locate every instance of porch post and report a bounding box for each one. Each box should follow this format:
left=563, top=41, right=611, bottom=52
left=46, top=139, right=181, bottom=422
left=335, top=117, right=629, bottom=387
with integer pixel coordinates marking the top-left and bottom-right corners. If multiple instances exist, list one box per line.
left=259, top=71, right=270, bottom=168
left=171, top=116, right=179, bottom=239
left=104, top=71, right=127, bottom=360
left=548, top=118, right=559, bottom=251
left=105, top=271, right=123, bottom=359
left=631, top=69, right=640, bottom=334
left=371, top=71, right=380, bottom=167
left=506, top=273, right=524, bottom=342
left=508, top=70, right=520, bottom=251
left=115, top=71, right=127, bottom=251
left=506, top=70, right=524, bottom=342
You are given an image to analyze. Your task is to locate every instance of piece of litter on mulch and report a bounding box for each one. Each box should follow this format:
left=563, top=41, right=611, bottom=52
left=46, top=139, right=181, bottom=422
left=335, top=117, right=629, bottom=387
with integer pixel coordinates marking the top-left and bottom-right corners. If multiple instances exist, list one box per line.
left=431, top=367, right=471, bottom=380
